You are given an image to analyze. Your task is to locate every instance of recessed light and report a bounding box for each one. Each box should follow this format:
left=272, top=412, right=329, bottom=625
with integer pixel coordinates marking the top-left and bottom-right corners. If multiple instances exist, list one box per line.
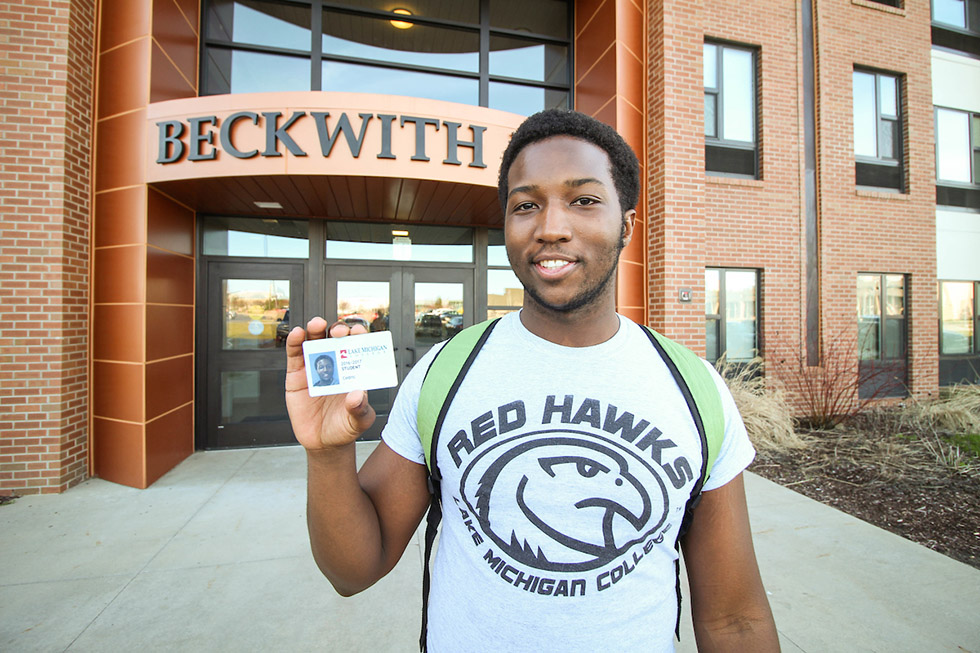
left=254, top=201, right=282, bottom=209
left=392, top=229, right=410, bottom=236
left=390, top=8, right=413, bottom=29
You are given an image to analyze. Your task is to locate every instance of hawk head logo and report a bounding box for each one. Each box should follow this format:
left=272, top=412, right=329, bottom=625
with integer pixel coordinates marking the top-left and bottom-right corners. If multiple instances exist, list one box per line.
left=461, top=433, right=668, bottom=572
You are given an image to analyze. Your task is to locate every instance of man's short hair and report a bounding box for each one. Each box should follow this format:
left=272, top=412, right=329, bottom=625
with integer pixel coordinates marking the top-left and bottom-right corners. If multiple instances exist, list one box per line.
left=497, top=109, right=640, bottom=215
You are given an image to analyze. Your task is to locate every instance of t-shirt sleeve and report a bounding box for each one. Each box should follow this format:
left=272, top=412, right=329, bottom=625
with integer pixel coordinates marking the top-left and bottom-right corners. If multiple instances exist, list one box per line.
left=380, top=343, right=445, bottom=466
left=699, top=359, right=756, bottom=492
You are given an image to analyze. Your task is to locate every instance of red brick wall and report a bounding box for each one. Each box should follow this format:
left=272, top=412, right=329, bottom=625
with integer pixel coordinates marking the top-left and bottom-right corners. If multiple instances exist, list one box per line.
left=644, top=0, right=936, bottom=401
left=813, top=0, right=937, bottom=398
left=0, top=0, right=95, bottom=494
left=645, top=0, right=707, bottom=349
left=703, top=0, right=807, bottom=366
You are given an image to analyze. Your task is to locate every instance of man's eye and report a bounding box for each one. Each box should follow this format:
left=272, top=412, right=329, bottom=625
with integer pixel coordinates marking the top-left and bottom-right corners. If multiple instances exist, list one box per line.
left=573, top=197, right=599, bottom=206
left=514, top=202, right=536, bottom=211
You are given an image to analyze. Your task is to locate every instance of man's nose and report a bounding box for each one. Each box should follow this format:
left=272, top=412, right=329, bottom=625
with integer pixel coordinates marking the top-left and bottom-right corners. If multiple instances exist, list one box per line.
left=535, top=202, right=573, bottom=243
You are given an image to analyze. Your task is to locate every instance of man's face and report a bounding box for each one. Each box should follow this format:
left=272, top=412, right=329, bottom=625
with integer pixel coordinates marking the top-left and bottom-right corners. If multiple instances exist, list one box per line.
left=504, top=136, right=635, bottom=314
left=315, top=356, right=333, bottom=381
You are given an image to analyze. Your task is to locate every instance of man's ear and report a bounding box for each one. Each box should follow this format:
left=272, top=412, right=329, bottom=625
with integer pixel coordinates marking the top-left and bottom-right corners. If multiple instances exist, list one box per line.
left=621, top=209, right=637, bottom=249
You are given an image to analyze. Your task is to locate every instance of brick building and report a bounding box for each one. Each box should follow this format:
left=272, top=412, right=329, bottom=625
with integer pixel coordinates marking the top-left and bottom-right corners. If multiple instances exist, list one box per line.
left=1, top=0, right=978, bottom=493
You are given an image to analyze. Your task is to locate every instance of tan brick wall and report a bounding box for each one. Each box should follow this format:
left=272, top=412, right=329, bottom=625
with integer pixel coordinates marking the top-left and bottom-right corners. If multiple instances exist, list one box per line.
left=0, top=0, right=95, bottom=494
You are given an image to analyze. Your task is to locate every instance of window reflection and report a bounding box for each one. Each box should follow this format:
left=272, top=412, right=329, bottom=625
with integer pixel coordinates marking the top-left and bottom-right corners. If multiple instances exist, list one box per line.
left=490, top=37, right=568, bottom=84
left=222, top=279, right=290, bottom=350
left=322, top=60, right=478, bottom=104
left=326, top=223, right=473, bottom=262
left=323, top=12, right=479, bottom=73
left=203, top=217, right=309, bottom=258
left=941, top=281, right=975, bottom=355
left=490, top=82, right=568, bottom=116
left=207, top=0, right=311, bottom=49
left=415, top=283, right=464, bottom=344
left=936, top=108, right=972, bottom=183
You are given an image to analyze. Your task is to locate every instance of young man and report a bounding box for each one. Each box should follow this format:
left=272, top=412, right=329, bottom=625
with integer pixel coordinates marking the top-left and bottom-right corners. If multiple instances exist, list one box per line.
left=285, top=110, right=778, bottom=652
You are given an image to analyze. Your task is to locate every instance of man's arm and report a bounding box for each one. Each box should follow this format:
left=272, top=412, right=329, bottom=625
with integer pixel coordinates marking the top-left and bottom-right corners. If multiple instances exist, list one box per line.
left=286, top=318, right=430, bottom=596
left=681, top=473, right=779, bottom=652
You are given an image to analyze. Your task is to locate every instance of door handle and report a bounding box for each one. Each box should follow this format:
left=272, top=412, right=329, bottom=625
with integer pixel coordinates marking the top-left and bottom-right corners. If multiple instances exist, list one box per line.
left=406, top=347, right=416, bottom=367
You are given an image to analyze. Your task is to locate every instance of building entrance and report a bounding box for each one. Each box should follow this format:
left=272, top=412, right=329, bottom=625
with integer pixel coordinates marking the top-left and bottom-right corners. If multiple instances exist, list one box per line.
left=202, top=261, right=303, bottom=448
left=325, top=264, right=473, bottom=439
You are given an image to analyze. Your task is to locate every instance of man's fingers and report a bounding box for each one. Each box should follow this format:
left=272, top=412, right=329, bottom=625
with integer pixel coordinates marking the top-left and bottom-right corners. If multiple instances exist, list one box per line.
left=285, top=326, right=309, bottom=373
left=349, top=323, right=368, bottom=335
left=307, top=317, right=328, bottom=340
left=329, top=321, right=351, bottom=338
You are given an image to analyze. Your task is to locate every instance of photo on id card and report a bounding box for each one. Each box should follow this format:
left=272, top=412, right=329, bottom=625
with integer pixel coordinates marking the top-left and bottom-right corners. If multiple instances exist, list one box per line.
left=302, top=330, right=398, bottom=397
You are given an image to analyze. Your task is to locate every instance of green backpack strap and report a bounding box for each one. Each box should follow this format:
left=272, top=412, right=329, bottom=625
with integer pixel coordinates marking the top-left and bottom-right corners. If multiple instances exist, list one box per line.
left=416, top=318, right=500, bottom=651
left=641, top=326, right=725, bottom=483
left=417, top=317, right=501, bottom=475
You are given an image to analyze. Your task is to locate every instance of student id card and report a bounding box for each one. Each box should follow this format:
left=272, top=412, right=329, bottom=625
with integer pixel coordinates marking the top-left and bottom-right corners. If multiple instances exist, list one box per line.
left=302, top=331, right=398, bottom=397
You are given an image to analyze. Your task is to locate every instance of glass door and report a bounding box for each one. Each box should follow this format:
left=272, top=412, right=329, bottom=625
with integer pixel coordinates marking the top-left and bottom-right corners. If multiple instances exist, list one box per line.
left=203, top=261, right=304, bottom=448
left=326, top=265, right=473, bottom=439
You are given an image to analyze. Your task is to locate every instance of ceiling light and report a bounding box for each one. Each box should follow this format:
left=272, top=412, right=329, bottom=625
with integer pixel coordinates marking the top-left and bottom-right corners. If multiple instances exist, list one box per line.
left=390, top=8, right=413, bottom=29
left=391, top=229, right=410, bottom=236
left=254, top=201, right=282, bottom=209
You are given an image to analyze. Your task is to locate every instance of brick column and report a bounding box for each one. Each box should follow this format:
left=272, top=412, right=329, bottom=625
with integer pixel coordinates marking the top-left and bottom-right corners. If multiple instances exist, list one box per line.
left=0, top=0, right=95, bottom=494
left=645, top=0, right=706, bottom=350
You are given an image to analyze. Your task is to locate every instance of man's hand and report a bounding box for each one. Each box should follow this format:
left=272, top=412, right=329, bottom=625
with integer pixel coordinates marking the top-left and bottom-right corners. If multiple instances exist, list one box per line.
left=285, top=317, right=375, bottom=450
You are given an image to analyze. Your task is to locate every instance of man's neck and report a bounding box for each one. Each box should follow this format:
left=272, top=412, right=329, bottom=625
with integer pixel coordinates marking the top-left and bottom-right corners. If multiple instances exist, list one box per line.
left=518, top=297, right=621, bottom=347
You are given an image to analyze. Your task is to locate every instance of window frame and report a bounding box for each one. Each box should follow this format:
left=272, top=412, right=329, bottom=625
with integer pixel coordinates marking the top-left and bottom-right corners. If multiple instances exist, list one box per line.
left=703, top=40, right=760, bottom=180
left=934, top=107, right=980, bottom=208
left=704, top=267, right=761, bottom=364
left=200, top=0, right=573, bottom=113
left=853, top=68, right=905, bottom=192
left=857, top=272, right=908, bottom=362
left=939, top=279, right=980, bottom=356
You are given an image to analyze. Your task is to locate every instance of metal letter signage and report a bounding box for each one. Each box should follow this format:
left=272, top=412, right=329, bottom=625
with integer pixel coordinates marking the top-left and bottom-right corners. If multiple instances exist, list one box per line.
left=155, top=110, right=488, bottom=168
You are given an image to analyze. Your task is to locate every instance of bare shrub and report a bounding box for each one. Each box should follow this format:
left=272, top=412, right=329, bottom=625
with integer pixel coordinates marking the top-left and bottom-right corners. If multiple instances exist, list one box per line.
left=767, top=325, right=901, bottom=430
left=716, top=356, right=802, bottom=453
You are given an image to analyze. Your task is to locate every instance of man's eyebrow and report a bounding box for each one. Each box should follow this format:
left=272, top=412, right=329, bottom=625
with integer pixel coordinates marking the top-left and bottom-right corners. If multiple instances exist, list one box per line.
left=565, top=177, right=604, bottom=188
left=508, top=178, right=605, bottom=199
left=507, top=184, right=537, bottom=199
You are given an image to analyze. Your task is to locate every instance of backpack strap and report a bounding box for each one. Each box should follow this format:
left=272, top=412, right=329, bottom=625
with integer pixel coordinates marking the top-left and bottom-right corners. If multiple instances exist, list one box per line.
left=639, top=325, right=725, bottom=640
left=415, top=317, right=500, bottom=651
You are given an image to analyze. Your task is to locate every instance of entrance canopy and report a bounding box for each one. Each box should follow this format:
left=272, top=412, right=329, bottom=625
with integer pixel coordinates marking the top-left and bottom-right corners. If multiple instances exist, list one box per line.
left=145, top=92, right=523, bottom=226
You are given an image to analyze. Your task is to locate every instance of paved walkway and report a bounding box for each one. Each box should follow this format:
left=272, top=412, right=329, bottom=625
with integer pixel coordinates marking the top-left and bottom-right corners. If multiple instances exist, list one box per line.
left=2, top=444, right=978, bottom=652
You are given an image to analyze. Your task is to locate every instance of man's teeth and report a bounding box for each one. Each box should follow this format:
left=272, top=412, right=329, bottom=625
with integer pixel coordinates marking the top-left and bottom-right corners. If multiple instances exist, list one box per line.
left=538, top=260, right=570, bottom=269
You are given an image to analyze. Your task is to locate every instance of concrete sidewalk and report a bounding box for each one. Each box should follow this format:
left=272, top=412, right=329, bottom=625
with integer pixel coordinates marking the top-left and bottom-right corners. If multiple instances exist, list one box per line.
left=1, top=444, right=978, bottom=652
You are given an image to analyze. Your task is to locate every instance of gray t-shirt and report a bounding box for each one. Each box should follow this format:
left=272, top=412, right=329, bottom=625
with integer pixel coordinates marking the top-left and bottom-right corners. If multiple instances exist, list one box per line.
left=383, top=311, right=755, bottom=652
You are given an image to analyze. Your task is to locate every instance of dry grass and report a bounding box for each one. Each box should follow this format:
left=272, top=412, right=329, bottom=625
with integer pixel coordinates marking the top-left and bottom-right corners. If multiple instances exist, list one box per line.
left=716, top=357, right=804, bottom=453
left=854, top=384, right=980, bottom=479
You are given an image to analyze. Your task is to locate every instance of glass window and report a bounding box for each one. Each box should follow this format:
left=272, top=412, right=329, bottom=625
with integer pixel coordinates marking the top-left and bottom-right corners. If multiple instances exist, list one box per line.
left=704, top=268, right=759, bottom=363
left=205, top=49, right=311, bottom=94
left=222, top=278, right=290, bottom=349
left=853, top=69, right=904, bottom=190
left=322, top=11, right=479, bottom=73
left=326, top=222, right=473, bottom=262
left=488, top=228, right=510, bottom=266
left=487, top=269, right=523, bottom=318
left=704, top=41, right=758, bottom=178
left=206, top=0, right=311, bottom=50
left=489, top=0, right=569, bottom=40
left=489, top=82, right=569, bottom=116
left=857, top=273, right=906, bottom=360
left=933, top=0, right=969, bottom=29
left=202, top=0, right=572, bottom=110
left=322, top=60, right=479, bottom=105
left=940, top=281, right=976, bottom=355
left=203, top=217, right=309, bottom=258
left=936, top=108, right=972, bottom=183
left=490, top=36, right=568, bottom=84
